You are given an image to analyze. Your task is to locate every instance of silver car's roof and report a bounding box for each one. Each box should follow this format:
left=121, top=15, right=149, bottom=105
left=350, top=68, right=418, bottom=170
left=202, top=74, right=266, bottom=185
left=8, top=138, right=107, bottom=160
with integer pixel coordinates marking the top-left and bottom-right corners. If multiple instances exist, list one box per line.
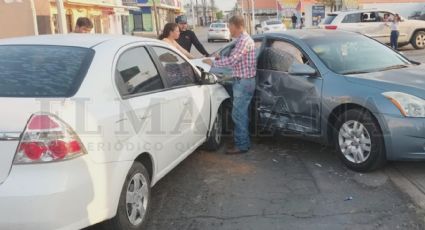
left=260, top=29, right=358, bottom=40
left=0, top=34, right=159, bottom=48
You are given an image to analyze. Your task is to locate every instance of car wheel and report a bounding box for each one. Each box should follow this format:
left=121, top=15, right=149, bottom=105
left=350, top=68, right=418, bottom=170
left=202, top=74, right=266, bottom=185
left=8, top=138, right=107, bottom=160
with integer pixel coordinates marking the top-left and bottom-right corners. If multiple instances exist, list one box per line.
left=203, top=106, right=223, bottom=151
left=411, top=31, right=425, bottom=49
left=103, top=162, right=151, bottom=230
left=334, top=109, right=386, bottom=172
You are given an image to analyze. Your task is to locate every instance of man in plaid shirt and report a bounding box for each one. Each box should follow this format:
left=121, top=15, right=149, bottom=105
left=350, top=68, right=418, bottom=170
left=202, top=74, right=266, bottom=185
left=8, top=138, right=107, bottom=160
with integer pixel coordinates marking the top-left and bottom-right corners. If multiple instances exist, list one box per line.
left=204, top=15, right=257, bottom=154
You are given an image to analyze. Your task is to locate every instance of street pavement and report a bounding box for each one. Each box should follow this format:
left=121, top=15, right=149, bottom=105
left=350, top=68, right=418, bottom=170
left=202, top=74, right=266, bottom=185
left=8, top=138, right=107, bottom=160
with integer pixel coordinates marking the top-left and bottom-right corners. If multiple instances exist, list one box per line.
left=89, top=28, right=425, bottom=230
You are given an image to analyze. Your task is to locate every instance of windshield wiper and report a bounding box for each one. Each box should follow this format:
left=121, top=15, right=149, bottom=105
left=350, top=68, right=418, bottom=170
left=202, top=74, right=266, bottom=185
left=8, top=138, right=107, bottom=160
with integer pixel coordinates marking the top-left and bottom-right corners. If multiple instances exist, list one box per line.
left=378, top=64, right=409, bottom=71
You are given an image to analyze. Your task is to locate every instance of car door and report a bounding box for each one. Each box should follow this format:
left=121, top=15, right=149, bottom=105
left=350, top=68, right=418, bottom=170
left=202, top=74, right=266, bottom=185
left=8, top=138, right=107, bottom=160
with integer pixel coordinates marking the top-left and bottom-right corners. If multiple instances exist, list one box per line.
left=149, top=46, right=210, bottom=161
left=256, top=39, right=323, bottom=134
left=114, top=45, right=177, bottom=174
left=338, top=12, right=363, bottom=33
left=358, top=11, right=383, bottom=40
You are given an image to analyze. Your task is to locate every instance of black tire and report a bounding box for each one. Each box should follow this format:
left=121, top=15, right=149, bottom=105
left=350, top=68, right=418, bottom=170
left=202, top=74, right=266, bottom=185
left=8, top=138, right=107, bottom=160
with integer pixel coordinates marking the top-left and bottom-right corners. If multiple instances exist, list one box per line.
left=333, top=109, right=386, bottom=172
left=411, top=31, right=425, bottom=49
left=203, top=106, right=223, bottom=151
left=103, top=162, right=151, bottom=230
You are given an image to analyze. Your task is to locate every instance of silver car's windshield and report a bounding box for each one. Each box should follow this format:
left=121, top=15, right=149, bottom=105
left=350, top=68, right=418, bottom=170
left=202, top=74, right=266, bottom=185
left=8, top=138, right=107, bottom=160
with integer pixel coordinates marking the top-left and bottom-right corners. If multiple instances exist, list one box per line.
left=304, top=34, right=411, bottom=75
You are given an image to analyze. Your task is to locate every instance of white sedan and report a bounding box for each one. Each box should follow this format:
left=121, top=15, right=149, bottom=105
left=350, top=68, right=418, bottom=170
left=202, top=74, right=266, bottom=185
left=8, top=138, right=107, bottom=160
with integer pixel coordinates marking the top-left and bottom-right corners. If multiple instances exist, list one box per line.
left=0, top=35, right=229, bottom=229
left=257, top=20, right=287, bottom=34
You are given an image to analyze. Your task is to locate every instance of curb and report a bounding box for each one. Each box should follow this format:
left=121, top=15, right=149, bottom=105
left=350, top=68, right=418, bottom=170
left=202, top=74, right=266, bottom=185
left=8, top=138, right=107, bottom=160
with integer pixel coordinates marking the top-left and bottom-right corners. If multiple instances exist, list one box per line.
left=386, top=165, right=425, bottom=210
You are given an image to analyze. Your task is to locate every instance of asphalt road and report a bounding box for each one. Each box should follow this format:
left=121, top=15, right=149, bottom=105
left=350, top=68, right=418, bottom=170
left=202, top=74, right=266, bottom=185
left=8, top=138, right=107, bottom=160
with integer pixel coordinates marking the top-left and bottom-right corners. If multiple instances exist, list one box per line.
left=89, top=28, right=425, bottom=230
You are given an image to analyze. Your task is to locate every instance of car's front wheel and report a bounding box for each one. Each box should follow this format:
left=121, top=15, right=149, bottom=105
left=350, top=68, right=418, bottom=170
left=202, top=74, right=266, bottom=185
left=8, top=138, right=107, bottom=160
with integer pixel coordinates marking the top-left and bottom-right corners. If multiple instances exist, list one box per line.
left=334, top=109, right=386, bottom=172
left=103, top=162, right=151, bottom=230
left=411, top=31, right=425, bottom=49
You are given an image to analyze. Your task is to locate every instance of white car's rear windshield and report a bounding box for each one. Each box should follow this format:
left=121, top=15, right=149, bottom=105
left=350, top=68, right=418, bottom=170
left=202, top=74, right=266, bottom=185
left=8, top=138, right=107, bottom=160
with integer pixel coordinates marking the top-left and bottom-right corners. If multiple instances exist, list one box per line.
left=0, top=45, right=94, bottom=98
left=266, top=21, right=282, bottom=25
left=211, top=23, right=226, bottom=28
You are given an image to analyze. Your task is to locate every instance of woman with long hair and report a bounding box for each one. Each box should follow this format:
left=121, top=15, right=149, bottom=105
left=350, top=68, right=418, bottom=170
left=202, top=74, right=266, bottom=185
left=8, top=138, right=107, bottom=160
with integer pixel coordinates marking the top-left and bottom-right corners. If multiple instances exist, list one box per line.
left=159, top=23, right=194, bottom=59
left=387, top=14, right=401, bottom=50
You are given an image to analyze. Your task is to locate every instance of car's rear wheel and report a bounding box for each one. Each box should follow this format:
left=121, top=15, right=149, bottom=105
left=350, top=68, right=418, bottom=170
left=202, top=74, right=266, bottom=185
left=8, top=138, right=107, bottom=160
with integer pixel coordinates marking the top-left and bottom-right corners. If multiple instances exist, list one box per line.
left=103, top=162, right=151, bottom=230
left=203, top=106, right=223, bottom=151
left=411, top=31, right=425, bottom=49
left=334, top=109, right=386, bottom=172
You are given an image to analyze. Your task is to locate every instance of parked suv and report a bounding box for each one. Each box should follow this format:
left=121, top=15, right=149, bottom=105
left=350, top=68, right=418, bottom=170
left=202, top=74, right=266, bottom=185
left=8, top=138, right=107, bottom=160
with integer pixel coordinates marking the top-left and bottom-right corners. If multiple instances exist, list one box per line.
left=322, top=9, right=425, bottom=49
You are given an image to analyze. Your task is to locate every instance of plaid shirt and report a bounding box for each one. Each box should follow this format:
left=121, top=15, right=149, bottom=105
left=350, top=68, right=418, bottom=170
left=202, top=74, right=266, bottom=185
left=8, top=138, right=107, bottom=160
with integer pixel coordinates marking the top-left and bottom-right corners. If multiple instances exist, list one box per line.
left=213, top=33, right=256, bottom=79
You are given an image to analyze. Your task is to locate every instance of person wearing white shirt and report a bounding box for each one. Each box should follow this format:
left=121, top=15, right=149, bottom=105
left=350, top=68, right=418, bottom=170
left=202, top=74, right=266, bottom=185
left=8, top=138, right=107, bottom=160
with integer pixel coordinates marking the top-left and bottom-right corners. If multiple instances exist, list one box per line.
left=387, top=14, right=401, bottom=50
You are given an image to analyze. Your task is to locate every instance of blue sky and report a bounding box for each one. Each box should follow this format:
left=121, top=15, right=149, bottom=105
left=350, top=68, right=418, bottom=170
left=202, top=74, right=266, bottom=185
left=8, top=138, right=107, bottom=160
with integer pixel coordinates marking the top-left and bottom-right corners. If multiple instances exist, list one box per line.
left=183, top=0, right=236, bottom=11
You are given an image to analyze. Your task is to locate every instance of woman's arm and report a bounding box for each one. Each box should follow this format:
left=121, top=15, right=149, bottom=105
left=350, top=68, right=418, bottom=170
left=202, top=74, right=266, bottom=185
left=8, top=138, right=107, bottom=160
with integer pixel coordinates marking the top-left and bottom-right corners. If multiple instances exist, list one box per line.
left=175, top=41, right=195, bottom=59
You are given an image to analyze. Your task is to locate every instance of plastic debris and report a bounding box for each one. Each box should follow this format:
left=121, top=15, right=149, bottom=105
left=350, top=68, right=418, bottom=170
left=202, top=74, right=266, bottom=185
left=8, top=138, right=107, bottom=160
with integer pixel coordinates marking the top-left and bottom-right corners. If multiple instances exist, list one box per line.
left=344, top=196, right=353, bottom=201
left=315, top=163, right=322, bottom=168
left=272, top=159, right=279, bottom=163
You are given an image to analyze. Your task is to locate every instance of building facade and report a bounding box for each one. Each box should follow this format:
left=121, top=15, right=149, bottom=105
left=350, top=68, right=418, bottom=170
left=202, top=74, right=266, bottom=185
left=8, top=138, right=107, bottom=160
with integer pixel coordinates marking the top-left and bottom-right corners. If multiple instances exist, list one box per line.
left=123, top=0, right=183, bottom=36
left=0, top=0, right=132, bottom=39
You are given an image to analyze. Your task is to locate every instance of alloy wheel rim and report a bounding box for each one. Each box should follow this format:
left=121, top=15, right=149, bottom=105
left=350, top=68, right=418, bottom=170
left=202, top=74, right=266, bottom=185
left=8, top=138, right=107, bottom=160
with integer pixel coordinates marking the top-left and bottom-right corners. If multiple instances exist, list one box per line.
left=126, top=173, right=149, bottom=226
left=338, top=120, right=372, bottom=164
left=416, top=34, right=425, bottom=48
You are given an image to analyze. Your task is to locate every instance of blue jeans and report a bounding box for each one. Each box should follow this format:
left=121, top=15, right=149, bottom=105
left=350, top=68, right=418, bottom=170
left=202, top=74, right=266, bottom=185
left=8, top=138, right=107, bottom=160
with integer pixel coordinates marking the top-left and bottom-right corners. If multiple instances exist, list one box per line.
left=232, top=77, right=256, bottom=151
left=391, top=31, right=399, bottom=50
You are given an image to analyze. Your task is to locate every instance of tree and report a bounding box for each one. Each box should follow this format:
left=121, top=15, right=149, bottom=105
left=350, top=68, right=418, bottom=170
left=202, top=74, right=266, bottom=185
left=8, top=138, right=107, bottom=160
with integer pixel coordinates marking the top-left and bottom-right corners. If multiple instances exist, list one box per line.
left=216, top=11, right=224, bottom=20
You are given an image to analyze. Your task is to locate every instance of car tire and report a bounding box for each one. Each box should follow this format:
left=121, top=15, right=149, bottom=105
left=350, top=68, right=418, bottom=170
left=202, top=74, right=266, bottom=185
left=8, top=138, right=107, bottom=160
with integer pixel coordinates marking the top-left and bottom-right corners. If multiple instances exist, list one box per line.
left=203, top=106, right=223, bottom=151
left=103, top=162, right=151, bottom=230
left=411, top=31, right=425, bottom=49
left=334, top=109, right=386, bottom=172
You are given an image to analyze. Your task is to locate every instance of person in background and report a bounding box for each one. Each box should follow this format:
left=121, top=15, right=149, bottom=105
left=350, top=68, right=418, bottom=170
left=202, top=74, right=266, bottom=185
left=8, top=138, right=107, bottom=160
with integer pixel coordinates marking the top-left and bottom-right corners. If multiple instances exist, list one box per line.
left=291, top=14, right=298, bottom=29
left=74, top=17, right=93, bottom=33
left=159, top=22, right=195, bottom=59
left=387, top=14, right=401, bottom=50
left=175, top=15, right=210, bottom=57
left=202, top=15, right=256, bottom=155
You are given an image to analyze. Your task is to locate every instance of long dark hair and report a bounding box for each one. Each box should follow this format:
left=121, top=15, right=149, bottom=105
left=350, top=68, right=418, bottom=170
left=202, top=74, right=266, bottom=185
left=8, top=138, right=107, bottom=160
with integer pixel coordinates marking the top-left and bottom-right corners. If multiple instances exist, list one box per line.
left=158, top=23, right=178, bottom=40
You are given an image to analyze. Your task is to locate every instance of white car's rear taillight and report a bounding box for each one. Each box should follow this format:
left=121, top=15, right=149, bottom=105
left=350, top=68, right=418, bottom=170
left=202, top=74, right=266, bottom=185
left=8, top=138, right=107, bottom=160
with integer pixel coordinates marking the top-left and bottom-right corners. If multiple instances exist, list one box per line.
left=14, top=113, right=86, bottom=164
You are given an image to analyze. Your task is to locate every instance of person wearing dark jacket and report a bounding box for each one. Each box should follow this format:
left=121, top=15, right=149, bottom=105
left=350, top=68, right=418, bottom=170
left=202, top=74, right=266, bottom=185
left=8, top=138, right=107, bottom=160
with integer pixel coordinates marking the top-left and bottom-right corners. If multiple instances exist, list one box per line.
left=175, top=15, right=210, bottom=57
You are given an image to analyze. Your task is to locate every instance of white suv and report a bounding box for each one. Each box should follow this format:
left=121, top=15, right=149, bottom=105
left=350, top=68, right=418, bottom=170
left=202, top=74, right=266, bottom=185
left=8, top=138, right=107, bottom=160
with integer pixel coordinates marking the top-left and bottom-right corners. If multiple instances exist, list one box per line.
left=322, top=9, right=425, bottom=49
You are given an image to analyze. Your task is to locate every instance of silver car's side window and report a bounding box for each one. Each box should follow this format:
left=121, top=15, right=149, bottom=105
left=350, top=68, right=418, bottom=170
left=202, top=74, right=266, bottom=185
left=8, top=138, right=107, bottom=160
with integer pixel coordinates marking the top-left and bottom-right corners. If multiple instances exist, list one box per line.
left=115, top=47, right=164, bottom=97
left=258, top=41, right=308, bottom=73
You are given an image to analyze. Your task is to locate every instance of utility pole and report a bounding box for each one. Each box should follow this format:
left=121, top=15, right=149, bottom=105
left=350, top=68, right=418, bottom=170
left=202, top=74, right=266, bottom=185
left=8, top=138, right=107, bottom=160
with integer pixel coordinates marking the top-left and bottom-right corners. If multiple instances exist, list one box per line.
left=276, top=0, right=279, bottom=20
left=210, top=0, right=215, bottom=22
left=251, top=0, right=255, bottom=35
left=191, top=0, right=196, bottom=28
left=56, top=0, right=67, bottom=34
left=195, top=0, right=199, bottom=26
left=202, top=0, right=207, bottom=26
left=153, top=0, right=160, bottom=36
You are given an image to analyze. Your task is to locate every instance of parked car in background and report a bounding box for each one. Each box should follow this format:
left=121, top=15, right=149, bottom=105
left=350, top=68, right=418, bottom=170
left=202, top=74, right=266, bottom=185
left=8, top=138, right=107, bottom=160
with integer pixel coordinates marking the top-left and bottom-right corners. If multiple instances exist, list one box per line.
left=322, top=9, right=425, bottom=49
left=212, top=29, right=425, bottom=172
left=0, top=34, right=229, bottom=229
left=208, top=23, right=231, bottom=42
left=256, top=19, right=287, bottom=34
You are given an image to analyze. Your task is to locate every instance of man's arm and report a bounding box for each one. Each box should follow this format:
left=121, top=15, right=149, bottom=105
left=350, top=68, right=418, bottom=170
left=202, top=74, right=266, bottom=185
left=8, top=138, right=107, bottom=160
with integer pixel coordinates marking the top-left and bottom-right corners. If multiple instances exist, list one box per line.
left=214, top=38, right=248, bottom=67
left=190, top=31, right=210, bottom=56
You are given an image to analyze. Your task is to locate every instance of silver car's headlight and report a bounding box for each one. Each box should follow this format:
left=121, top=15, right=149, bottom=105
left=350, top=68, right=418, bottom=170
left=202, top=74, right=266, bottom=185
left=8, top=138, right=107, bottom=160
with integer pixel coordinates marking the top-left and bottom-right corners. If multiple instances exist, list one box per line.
left=383, top=92, right=425, bottom=117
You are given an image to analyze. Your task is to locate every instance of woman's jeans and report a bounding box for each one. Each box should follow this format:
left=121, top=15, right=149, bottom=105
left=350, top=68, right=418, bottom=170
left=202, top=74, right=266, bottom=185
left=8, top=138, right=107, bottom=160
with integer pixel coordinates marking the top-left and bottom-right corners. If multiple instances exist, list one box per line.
left=391, top=30, right=399, bottom=50
left=232, top=77, right=256, bottom=151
